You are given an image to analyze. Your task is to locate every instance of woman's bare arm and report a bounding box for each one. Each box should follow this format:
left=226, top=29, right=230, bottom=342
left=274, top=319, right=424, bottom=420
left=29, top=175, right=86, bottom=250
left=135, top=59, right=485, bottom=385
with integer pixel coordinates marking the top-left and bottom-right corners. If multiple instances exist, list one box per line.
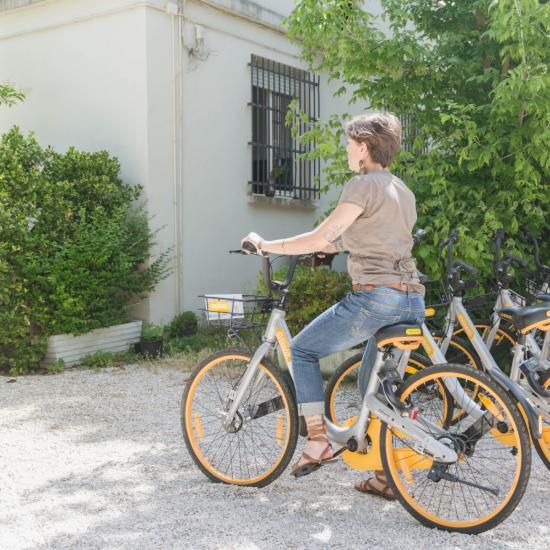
left=253, top=203, right=362, bottom=255
left=320, top=238, right=346, bottom=254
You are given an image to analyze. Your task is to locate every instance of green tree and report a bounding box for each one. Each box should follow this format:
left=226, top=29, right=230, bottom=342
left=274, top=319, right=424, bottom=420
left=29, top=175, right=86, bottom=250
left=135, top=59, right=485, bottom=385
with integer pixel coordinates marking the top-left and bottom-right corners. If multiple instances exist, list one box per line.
left=0, top=83, right=25, bottom=108
left=285, top=0, right=550, bottom=278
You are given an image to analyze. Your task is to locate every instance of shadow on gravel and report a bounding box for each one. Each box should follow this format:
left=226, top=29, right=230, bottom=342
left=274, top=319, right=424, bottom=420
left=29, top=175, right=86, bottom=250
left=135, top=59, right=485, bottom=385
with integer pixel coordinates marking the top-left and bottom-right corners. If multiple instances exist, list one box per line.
left=2, top=367, right=549, bottom=549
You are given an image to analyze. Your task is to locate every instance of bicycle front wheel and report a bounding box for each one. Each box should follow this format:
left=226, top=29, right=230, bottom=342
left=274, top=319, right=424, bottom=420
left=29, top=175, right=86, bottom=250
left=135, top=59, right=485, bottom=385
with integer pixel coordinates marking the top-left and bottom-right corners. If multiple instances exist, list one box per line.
left=380, top=364, right=531, bottom=534
left=181, top=349, right=299, bottom=487
left=533, top=374, right=550, bottom=469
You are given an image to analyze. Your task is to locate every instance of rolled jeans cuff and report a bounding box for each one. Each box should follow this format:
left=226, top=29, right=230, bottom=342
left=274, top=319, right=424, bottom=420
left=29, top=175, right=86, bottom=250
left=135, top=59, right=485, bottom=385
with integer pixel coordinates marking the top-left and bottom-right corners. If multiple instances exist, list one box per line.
left=297, top=401, right=325, bottom=416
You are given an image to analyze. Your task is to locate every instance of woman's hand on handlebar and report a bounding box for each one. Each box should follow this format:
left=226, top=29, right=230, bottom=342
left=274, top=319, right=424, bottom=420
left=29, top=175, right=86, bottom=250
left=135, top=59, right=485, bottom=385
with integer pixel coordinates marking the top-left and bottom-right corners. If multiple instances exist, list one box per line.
left=241, top=232, right=268, bottom=256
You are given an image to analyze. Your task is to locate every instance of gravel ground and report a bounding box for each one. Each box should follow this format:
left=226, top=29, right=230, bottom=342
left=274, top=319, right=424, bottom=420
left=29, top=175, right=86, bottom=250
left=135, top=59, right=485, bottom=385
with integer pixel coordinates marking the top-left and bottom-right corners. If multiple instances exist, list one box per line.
left=1, top=360, right=549, bottom=550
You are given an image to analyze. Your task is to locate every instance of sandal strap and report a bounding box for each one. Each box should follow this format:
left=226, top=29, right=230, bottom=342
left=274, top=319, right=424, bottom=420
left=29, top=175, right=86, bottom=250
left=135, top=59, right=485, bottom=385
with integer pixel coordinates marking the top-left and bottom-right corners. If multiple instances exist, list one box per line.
left=300, top=452, right=322, bottom=465
left=307, top=434, right=329, bottom=443
left=307, top=424, right=328, bottom=443
left=318, top=445, right=334, bottom=461
left=357, top=477, right=393, bottom=497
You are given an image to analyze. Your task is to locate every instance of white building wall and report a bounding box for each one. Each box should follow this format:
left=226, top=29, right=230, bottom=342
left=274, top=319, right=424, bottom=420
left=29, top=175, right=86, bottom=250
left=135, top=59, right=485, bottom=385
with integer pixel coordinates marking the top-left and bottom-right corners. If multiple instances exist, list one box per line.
left=0, top=0, right=361, bottom=326
left=176, top=1, right=345, bottom=318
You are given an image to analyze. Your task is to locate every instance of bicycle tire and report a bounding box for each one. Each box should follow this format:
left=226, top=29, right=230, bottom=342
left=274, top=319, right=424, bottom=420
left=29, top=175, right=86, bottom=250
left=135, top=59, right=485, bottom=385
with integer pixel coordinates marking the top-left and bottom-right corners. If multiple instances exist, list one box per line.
left=380, top=364, right=531, bottom=534
left=181, top=348, right=299, bottom=487
left=531, top=376, right=550, bottom=470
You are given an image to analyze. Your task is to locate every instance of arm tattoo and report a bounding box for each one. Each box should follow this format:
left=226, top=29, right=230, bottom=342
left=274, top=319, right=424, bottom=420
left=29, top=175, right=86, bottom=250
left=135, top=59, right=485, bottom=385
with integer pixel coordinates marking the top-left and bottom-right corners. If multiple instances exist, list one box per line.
left=332, top=238, right=346, bottom=252
left=324, top=223, right=344, bottom=243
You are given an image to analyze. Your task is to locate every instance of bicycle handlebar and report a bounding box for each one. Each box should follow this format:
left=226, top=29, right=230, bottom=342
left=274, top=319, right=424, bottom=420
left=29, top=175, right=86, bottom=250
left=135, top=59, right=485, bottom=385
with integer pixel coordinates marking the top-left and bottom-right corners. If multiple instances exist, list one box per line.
left=232, top=242, right=306, bottom=292
left=453, top=260, right=478, bottom=276
left=503, top=255, right=528, bottom=268
left=439, top=229, right=478, bottom=292
left=522, top=228, right=550, bottom=274
left=412, top=228, right=427, bottom=246
left=492, top=229, right=530, bottom=286
left=494, top=228, right=506, bottom=273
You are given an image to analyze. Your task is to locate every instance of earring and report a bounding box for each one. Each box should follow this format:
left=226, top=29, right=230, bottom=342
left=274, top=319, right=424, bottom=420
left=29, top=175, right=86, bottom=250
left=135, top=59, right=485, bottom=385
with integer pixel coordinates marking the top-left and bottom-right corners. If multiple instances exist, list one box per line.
left=358, top=159, right=364, bottom=170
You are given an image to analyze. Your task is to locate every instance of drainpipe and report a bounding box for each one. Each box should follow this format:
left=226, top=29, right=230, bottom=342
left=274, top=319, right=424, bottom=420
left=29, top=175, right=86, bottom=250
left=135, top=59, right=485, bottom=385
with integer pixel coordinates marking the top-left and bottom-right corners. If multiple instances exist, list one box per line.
left=166, top=0, right=184, bottom=314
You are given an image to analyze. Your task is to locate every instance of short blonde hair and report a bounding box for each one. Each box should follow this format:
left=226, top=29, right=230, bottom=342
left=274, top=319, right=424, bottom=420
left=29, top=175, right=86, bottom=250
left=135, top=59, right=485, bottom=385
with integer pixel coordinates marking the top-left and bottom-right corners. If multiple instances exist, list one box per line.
left=345, top=112, right=401, bottom=168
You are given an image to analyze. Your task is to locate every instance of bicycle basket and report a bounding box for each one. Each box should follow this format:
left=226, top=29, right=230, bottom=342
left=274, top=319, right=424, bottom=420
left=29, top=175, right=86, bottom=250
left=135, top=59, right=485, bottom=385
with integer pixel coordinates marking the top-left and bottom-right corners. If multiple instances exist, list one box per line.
left=514, top=269, right=549, bottom=301
left=199, top=294, right=274, bottom=330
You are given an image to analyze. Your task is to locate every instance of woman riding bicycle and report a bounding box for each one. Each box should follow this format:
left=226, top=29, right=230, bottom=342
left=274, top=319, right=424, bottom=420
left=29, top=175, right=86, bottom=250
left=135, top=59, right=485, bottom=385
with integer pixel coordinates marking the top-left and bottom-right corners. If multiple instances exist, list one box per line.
left=241, top=112, right=425, bottom=498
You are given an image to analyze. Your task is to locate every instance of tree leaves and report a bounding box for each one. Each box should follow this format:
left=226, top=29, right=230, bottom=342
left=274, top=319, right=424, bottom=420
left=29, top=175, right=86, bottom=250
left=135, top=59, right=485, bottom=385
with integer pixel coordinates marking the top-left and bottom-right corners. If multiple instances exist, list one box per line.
left=285, top=0, right=549, bottom=280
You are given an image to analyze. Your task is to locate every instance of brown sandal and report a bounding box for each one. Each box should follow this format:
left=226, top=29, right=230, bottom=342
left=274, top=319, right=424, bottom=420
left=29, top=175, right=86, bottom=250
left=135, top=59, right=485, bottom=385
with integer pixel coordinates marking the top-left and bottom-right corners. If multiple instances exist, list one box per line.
left=354, top=473, right=396, bottom=500
left=291, top=423, right=336, bottom=478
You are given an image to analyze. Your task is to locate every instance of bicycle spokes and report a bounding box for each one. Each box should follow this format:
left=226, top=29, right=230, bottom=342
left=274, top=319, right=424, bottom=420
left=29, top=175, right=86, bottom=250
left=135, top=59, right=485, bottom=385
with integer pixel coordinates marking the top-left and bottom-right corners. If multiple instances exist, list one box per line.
left=383, top=368, right=529, bottom=532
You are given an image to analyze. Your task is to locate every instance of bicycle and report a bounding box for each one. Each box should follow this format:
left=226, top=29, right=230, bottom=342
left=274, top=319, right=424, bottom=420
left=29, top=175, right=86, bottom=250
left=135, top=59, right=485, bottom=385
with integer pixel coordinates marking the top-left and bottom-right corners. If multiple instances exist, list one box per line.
left=326, top=228, right=541, bottom=425
left=451, top=228, right=550, bottom=368
left=181, top=245, right=531, bottom=533
left=329, top=228, right=549, bottom=467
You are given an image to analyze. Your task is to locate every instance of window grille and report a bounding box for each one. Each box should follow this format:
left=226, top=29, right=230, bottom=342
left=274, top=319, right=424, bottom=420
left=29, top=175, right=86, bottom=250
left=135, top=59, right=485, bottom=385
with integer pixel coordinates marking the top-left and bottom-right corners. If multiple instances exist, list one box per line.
left=249, top=55, right=320, bottom=200
left=400, top=111, right=429, bottom=155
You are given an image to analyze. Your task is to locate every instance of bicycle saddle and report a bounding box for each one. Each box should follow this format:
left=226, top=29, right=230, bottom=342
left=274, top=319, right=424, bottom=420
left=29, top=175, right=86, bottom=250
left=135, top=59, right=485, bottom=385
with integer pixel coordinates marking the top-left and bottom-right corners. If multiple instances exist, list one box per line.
left=375, top=322, right=424, bottom=350
left=497, top=304, right=550, bottom=333
left=536, top=293, right=550, bottom=303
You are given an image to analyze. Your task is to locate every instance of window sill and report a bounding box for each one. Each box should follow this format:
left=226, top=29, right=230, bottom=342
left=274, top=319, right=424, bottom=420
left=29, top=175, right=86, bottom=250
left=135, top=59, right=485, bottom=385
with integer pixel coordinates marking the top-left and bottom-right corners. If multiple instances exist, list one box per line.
left=247, top=193, right=319, bottom=210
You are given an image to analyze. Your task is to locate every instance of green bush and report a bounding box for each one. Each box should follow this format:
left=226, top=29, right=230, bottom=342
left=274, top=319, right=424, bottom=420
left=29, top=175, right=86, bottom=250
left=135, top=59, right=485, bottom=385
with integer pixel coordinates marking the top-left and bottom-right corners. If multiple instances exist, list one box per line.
left=46, top=358, right=65, bottom=374
left=167, top=311, right=198, bottom=338
left=0, top=127, right=171, bottom=374
left=164, top=324, right=261, bottom=355
left=79, top=351, right=139, bottom=369
left=141, top=323, right=164, bottom=341
left=165, top=332, right=227, bottom=354
left=255, top=264, right=351, bottom=334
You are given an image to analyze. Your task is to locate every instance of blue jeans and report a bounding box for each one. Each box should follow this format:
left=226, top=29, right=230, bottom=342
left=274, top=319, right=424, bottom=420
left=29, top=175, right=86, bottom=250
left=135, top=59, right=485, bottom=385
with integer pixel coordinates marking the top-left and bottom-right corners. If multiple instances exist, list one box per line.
left=290, top=286, right=425, bottom=415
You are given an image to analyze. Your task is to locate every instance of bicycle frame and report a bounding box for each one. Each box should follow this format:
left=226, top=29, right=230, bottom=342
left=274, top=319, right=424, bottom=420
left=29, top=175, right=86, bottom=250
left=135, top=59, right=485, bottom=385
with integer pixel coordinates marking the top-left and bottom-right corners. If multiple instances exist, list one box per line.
left=482, top=287, right=550, bottom=367
left=221, top=304, right=501, bottom=464
left=434, top=296, right=543, bottom=439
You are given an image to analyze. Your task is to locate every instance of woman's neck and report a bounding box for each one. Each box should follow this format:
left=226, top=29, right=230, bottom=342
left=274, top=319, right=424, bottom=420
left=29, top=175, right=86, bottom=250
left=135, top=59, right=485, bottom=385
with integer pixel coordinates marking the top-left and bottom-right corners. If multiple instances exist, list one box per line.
left=360, top=161, right=387, bottom=174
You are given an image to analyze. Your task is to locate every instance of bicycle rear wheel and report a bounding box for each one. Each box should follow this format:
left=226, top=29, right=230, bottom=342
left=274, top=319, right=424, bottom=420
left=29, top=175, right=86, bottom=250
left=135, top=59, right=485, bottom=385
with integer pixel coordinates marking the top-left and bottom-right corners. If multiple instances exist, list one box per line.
left=380, top=364, right=531, bottom=534
left=324, top=351, right=430, bottom=426
left=181, top=349, right=299, bottom=487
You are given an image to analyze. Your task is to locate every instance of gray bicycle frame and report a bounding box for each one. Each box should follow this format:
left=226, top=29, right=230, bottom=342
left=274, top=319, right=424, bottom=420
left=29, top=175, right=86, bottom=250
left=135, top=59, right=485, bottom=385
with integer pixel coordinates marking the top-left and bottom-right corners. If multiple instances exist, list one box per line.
left=220, top=305, right=504, bottom=464
left=434, top=295, right=544, bottom=439
left=482, top=288, right=550, bottom=367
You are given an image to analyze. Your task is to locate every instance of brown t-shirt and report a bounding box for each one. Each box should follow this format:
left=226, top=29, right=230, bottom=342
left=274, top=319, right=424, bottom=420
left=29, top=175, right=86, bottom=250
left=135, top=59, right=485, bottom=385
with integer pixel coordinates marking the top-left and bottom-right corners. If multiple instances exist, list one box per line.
left=336, top=170, right=425, bottom=295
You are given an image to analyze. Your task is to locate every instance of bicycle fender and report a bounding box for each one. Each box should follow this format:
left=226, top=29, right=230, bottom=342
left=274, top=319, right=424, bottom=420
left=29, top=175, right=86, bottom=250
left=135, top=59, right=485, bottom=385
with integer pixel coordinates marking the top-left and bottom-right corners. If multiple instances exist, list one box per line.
left=490, top=367, right=542, bottom=439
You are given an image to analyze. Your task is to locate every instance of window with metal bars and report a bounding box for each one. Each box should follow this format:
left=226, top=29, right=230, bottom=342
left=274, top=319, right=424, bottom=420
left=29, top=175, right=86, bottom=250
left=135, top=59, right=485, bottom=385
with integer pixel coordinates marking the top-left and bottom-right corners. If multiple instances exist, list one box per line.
left=248, top=54, right=320, bottom=200
left=400, top=111, right=430, bottom=155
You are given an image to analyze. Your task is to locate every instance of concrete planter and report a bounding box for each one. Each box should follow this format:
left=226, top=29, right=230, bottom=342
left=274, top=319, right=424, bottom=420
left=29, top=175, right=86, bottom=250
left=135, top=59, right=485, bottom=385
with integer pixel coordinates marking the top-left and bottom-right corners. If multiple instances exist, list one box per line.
left=43, top=320, right=143, bottom=367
